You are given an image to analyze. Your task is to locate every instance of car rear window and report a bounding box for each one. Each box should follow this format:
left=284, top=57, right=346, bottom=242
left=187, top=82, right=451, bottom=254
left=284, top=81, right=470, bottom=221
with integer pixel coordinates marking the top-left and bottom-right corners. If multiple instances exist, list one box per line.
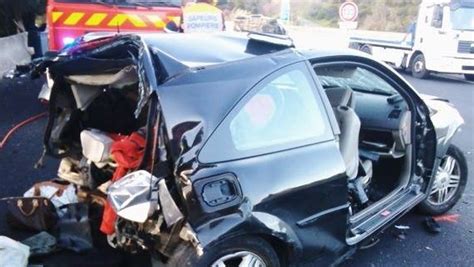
left=230, top=69, right=326, bottom=151
left=199, top=62, right=333, bottom=163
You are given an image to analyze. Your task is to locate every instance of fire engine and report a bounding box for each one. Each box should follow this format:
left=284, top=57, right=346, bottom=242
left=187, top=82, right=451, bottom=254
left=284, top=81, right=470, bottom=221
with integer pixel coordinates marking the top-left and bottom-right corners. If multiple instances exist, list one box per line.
left=46, top=0, right=182, bottom=50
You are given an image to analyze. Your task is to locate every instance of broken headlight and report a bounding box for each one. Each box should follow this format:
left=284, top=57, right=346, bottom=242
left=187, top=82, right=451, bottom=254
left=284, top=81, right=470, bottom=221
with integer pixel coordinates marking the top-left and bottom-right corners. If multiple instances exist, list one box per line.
left=108, top=170, right=159, bottom=223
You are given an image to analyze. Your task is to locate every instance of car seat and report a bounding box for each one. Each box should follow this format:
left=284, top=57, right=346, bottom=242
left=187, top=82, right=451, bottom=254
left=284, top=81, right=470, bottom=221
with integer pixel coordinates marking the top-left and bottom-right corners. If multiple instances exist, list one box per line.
left=325, top=87, right=372, bottom=204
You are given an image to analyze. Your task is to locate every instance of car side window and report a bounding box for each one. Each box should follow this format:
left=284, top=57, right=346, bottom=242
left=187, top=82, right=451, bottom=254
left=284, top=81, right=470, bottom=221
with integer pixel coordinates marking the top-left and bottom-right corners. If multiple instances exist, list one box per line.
left=199, top=62, right=333, bottom=163
left=316, top=65, right=398, bottom=96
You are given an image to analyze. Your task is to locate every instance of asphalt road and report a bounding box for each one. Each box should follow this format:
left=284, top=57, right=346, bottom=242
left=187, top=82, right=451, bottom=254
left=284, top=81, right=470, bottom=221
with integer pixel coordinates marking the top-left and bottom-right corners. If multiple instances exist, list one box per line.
left=0, top=73, right=473, bottom=266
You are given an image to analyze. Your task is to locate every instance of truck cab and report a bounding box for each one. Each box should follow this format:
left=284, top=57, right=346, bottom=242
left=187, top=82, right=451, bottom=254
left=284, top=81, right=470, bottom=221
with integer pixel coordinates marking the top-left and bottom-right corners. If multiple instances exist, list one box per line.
left=46, top=0, right=182, bottom=51
left=350, top=0, right=474, bottom=81
left=414, top=0, right=474, bottom=79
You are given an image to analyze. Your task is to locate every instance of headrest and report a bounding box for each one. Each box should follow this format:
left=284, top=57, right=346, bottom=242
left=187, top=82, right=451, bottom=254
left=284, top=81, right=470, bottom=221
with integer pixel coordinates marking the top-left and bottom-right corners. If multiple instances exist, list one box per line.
left=325, top=87, right=353, bottom=107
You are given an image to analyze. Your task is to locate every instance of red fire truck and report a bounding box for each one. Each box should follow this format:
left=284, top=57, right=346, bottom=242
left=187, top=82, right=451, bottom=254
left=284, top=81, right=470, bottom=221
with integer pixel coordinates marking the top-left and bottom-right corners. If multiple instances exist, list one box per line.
left=46, top=0, right=182, bottom=50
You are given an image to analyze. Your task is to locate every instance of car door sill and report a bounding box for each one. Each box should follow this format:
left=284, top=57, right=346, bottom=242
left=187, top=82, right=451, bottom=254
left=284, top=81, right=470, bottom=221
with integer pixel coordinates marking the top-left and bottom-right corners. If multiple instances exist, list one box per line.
left=346, top=189, right=424, bottom=245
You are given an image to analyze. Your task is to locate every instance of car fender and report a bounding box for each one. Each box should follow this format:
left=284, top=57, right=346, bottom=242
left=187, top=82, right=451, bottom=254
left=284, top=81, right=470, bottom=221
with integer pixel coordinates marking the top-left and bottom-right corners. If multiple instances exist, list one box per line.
left=421, top=95, right=464, bottom=158
left=194, top=209, right=303, bottom=264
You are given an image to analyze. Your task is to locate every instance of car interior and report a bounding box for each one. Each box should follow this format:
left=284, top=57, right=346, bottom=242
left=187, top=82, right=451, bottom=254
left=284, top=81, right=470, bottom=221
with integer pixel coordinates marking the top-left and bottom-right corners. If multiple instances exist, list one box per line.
left=45, top=64, right=149, bottom=188
left=313, top=64, right=413, bottom=219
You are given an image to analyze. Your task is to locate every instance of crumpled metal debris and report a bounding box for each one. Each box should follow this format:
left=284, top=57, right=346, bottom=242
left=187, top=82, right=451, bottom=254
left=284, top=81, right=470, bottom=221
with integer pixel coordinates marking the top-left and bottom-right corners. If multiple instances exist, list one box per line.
left=107, top=170, right=159, bottom=223
left=423, top=217, right=441, bottom=234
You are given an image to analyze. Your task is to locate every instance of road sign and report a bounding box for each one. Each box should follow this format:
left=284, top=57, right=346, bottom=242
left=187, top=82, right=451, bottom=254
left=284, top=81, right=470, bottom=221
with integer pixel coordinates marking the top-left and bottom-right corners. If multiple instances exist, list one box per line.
left=280, top=0, right=290, bottom=21
left=339, top=1, right=359, bottom=22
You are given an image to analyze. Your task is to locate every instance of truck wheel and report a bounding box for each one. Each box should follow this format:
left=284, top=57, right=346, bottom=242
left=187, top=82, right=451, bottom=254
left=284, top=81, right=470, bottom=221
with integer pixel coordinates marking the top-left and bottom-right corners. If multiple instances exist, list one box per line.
left=360, top=44, right=372, bottom=55
left=465, top=74, right=474, bottom=82
left=411, top=53, right=430, bottom=79
left=418, top=144, right=468, bottom=215
left=167, top=236, right=280, bottom=267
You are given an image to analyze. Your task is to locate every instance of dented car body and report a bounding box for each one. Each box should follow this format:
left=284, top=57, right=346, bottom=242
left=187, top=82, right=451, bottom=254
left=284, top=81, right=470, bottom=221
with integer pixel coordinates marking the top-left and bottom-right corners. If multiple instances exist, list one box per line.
left=34, top=33, right=466, bottom=266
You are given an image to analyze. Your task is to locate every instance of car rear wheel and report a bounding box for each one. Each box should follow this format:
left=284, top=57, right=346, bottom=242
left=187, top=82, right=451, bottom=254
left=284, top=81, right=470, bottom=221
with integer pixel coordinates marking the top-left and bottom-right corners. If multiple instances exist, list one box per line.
left=465, top=74, right=474, bottom=82
left=411, top=53, right=430, bottom=79
left=167, top=236, right=280, bottom=267
left=418, top=144, right=468, bottom=215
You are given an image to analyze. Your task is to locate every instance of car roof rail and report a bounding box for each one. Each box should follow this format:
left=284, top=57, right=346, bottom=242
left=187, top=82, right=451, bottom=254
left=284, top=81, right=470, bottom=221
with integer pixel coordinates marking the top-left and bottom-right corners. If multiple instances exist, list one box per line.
left=247, top=31, right=295, bottom=48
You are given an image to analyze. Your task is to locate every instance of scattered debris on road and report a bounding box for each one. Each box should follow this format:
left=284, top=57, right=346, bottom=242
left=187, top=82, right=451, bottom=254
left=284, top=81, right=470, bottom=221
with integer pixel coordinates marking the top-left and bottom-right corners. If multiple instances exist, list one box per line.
left=424, top=217, right=441, bottom=234
left=393, top=225, right=410, bottom=240
left=395, top=225, right=411, bottom=230
left=433, top=214, right=460, bottom=223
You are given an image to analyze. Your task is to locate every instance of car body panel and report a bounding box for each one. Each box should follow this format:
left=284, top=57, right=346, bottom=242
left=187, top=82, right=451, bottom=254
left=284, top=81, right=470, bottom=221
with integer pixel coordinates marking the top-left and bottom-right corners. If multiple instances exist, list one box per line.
left=420, top=94, right=464, bottom=158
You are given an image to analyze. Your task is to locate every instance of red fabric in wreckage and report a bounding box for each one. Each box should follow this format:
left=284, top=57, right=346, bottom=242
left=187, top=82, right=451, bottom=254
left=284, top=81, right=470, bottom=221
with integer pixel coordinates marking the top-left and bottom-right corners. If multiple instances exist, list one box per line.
left=100, top=132, right=146, bottom=235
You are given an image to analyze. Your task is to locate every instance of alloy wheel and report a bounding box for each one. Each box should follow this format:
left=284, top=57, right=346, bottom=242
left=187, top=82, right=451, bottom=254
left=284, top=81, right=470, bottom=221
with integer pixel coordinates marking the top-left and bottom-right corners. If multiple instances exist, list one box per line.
left=211, top=251, right=266, bottom=267
left=428, top=155, right=461, bottom=206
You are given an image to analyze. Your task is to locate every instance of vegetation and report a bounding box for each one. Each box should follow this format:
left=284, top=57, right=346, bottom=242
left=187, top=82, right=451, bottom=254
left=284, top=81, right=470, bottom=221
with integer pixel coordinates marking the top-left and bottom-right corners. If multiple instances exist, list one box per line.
left=0, top=0, right=46, bottom=37
left=225, top=0, right=422, bottom=32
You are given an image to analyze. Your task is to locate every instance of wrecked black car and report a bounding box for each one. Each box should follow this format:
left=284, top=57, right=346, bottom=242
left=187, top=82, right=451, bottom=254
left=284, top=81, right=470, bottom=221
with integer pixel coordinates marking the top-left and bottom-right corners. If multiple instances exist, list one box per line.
left=32, top=32, right=467, bottom=266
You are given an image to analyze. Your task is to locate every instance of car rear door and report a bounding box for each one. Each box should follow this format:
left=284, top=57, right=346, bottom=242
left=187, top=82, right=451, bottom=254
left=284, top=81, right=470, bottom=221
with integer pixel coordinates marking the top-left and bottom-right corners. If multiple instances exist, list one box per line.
left=194, top=61, right=351, bottom=265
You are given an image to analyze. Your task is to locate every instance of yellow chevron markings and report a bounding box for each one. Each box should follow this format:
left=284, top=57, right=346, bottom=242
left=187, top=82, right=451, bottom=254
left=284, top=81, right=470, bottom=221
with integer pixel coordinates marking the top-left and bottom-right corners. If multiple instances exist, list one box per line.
left=108, top=14, right=128, bottom=27
left=52, top=11, right=63, bottom=23
left=63, top=12, right=85, bottom=25
left=147, top=15, right=165, bottom=28
left=127, top=14, right=146, bottom=27
left=85, top=13, right=107, bottom=26
left=108, top=14, right=146, bottom=27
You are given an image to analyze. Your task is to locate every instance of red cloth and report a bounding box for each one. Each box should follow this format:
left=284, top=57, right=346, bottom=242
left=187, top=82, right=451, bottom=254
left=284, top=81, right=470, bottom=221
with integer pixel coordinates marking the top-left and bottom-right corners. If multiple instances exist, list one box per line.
left=100, top=132, right=146, bottom=234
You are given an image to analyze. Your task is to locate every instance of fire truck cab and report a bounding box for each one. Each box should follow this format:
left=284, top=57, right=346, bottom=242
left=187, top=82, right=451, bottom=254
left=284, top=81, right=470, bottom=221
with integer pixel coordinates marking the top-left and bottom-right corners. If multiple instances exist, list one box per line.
left=47, top=0, right=182, bottom=51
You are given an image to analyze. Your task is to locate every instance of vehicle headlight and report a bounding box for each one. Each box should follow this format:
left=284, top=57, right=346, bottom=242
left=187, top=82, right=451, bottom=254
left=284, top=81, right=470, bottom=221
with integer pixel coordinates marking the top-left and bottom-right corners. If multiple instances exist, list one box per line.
left=108, top=170, right=159, bottom=223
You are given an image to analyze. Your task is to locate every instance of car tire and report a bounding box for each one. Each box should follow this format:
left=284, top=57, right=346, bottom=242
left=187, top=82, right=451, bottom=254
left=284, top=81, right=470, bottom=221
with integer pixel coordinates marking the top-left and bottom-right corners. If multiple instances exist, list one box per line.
left=360, top=44, right=372, bottom=55
left=418, top=144, right=468, bottom=215
left=411, top=53, right=430, bottom=79
left=465, top=74, right=474, bottom=82
left=167, top=236, right=280, bottom=267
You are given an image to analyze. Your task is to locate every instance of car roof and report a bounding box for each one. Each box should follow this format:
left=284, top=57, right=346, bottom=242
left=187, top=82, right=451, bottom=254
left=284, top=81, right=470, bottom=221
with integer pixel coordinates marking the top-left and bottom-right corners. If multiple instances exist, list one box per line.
left=141, top=33, right=375, bottom=158
left=142, top=32, right=296, bottom=69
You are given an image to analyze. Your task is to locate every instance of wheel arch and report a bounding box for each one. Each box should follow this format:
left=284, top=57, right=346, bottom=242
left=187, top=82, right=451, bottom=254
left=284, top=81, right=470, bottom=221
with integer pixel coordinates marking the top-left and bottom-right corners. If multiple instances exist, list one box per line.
left=194, top=211, right=303, bottom=265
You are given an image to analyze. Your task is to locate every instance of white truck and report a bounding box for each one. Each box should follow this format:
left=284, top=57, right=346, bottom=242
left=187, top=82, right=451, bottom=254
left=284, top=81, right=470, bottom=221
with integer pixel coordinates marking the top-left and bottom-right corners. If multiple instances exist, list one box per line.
left=349, top=0, right=474, bottom=81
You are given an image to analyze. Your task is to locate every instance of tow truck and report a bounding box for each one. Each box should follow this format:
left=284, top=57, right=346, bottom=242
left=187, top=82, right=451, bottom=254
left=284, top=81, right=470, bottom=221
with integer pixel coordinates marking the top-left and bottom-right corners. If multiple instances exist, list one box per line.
left=46, top=0, right=182, bottom=51
left=349, top=0, right=474, bottom=81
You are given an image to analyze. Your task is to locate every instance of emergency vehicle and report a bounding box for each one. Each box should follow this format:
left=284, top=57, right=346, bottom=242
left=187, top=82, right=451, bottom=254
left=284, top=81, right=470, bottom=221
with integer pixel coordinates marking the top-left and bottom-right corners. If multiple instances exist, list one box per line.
left=46, top=0, right=182, bottom=50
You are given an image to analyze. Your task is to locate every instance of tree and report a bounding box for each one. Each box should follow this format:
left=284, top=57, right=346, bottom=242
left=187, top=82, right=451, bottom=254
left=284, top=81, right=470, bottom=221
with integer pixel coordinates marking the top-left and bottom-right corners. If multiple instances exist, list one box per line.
left=0, top=0, right=46, bottom=37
